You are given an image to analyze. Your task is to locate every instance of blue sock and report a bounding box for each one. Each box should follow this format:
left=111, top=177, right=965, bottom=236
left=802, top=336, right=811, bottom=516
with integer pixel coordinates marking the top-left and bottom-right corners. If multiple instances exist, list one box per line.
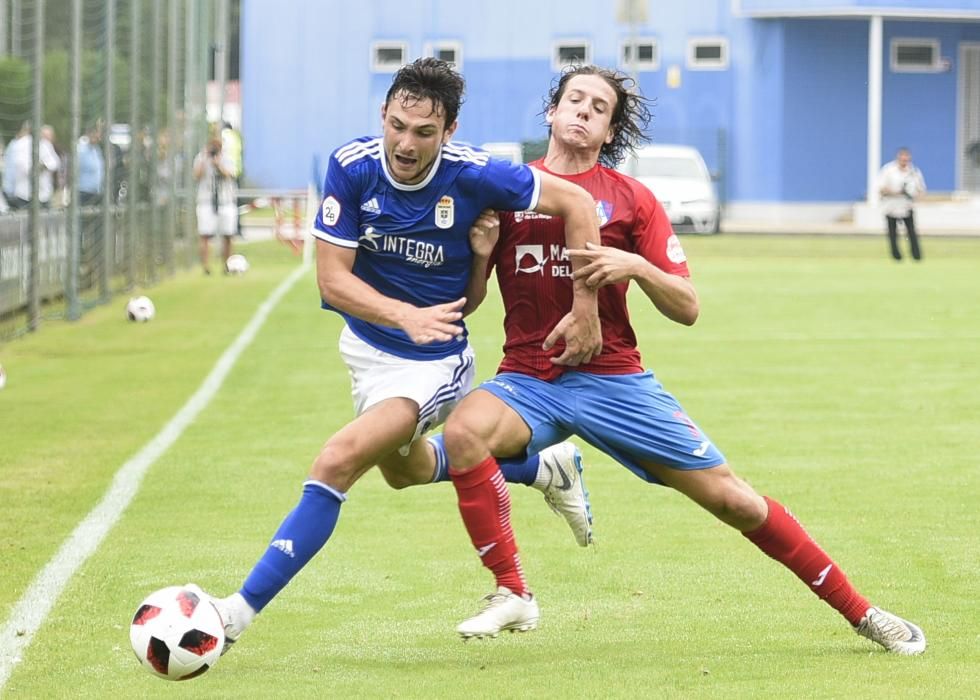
left=499, top=453, right=540, bottom=486
left=427, top=434, right=540, bottom=486
left=240, top=481, right=345, bottom=612
left=427, top=434, right=450, bottom=482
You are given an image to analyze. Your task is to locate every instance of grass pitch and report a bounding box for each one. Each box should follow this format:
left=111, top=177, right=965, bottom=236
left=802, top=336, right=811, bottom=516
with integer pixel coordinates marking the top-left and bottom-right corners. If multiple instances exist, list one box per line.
left=1, top=234, right=978, bottom=698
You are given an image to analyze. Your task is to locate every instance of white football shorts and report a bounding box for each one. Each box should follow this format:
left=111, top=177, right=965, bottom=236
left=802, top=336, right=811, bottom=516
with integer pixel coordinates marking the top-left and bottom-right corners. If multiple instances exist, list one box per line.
left=196, top=204, right=238, bottom=236
left=339, top=324, right=476, bottom=455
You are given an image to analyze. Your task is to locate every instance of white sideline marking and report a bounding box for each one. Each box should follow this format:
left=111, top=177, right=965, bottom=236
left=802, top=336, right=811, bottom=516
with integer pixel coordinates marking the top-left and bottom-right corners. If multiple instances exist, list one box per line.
left=0, top=262, right=310, bottom=689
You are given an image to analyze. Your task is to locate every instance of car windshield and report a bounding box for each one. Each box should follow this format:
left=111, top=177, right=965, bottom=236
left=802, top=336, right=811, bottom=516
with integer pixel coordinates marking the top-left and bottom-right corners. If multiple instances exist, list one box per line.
left=631, top=155, right=704, bottom=179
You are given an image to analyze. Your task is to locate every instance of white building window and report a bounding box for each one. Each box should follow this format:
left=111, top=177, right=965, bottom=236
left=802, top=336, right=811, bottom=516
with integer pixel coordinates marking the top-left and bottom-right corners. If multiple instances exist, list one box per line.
left=621, top=39, right=660, bottom=71
left=371, top=42, right=408, bottom=73
left=891, top=38, right=940, bottom=72
left=424, top=41, right=463, bottom=71
left=687, top=37, right=729, bottom=70
left=553, top=40, right=591, bottom=71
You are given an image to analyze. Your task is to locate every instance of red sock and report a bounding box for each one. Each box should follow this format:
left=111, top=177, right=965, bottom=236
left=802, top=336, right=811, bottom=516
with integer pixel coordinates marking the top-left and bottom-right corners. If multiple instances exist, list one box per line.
left=449, top=456, right=527, bottom=595
left=743, top=496, right=870, bottom=625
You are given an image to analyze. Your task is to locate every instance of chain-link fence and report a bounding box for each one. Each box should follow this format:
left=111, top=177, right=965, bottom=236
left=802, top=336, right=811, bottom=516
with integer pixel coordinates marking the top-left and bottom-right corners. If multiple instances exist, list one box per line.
left=0, top=0, right=226, bottom=340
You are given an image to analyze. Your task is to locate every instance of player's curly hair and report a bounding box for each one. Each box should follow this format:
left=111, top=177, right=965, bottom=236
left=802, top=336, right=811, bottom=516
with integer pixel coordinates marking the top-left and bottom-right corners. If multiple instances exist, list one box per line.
left=386, top=57, right=465, bottom=129
left=543, top=65, right=652, bottom=167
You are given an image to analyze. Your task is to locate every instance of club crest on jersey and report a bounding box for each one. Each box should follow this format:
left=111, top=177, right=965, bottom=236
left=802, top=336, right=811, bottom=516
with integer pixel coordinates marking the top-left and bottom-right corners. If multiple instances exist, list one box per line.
left=595, top=200, right=613, bottom=227
left=435, top=195, right=454, bottom=229
left=321, top=195, right=341, bottom=226
left=515, top=244, right=549, bottom=274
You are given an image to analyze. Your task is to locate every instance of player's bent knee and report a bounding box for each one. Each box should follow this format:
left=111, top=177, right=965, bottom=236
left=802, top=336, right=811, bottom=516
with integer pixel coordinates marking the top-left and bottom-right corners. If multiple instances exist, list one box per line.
left=309, top=444, right=358, bottom=486
left=442, top=414, right=490, bottom=469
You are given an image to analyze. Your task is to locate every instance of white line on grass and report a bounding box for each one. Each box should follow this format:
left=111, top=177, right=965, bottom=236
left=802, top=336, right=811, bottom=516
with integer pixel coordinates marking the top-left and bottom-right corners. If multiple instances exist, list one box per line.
left=0, top=261, right=311, bottom=689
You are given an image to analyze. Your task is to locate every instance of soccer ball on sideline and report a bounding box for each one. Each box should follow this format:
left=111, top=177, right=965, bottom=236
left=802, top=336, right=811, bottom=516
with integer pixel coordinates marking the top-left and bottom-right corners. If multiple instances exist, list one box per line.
left=126, top=296, right=156, bottom=322
left=225, top=254, right=249, bottom=275
left=130, top=585, right=225, bottom=681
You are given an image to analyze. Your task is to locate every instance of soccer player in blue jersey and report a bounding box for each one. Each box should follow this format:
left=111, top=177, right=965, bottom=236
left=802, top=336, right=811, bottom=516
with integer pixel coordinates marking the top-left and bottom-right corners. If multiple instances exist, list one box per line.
left=440, top=65, right=925, bottom=655
left=191, top=58, right=604, bottom=651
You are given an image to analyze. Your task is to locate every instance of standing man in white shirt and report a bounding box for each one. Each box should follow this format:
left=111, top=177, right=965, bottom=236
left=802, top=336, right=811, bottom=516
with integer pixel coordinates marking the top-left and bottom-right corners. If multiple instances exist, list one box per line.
left=192, top=135, right=239, bottom=274
left=877, top=147, right=926, bottom=261
left=3, top=122, right=61, bottom=210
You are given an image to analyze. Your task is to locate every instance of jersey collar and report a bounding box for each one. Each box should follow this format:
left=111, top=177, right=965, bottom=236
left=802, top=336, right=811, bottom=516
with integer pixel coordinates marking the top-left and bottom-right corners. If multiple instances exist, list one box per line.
left=380, top=142, right=444, bottom=191
left=532, top=158, right=602, bottom=182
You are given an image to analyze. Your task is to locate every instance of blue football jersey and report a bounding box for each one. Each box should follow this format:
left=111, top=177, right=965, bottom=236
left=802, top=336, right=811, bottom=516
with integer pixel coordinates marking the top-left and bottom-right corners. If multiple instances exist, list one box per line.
left=312, top=136, right=541, bottom=360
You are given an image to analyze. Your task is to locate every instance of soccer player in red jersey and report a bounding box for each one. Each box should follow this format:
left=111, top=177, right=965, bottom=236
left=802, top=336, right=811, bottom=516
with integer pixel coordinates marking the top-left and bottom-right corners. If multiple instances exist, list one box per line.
left=442, top=65, right=925, bottom=654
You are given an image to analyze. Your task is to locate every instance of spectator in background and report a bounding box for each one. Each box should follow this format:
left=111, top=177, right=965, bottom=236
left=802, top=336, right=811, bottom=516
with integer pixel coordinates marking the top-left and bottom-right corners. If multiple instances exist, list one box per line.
left=877, top=147, right=926, bottom=262
left=193, top=135, right=239, bottom=274
left=1, top=127, right=21, bottom=208
left=2, top=122, right=61, bottom=210
left=221, top=121, right=244, bottom=235
left=77, top=123, right=105, bottom=206
left=42, top=125, right=67, bottom=207
left=221, top=121, right=243, bottom=181
left=3, top=124, right=28, bottom=209
left=110, top=134, right=126, bottom=204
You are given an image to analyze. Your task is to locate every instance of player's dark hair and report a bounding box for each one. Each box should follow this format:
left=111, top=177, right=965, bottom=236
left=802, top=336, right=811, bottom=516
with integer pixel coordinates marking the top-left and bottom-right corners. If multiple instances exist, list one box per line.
left=544, top=65, right=652, bottom=167
left=386, top=57, right=465, bottom=129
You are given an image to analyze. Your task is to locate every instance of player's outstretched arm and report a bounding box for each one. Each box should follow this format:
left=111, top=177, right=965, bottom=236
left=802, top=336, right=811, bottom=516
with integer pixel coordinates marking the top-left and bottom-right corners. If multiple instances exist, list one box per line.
left=532, top=172, right=602, bottom=365
left=316, top=239, right=465, bottom=344
left=461, top=208, right=499, bottom=317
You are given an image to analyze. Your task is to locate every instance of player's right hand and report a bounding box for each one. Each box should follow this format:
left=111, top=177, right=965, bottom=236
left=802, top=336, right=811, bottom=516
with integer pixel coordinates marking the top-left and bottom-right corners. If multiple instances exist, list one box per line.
left=469, top=209, right=499, bottom=258
left=401, top=297, right=466, bottom=345
left=543, top=309, right=602, bottom=366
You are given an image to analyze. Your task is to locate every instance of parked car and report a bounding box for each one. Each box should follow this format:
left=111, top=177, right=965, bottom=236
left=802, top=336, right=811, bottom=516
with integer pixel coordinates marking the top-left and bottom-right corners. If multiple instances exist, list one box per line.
left=620, top=144, right=721, bottom=234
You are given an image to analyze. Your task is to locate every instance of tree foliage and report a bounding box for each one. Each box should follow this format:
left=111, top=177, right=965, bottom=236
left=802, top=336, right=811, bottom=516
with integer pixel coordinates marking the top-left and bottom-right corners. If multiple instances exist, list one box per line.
left=0, top=57, right=31, bottom=144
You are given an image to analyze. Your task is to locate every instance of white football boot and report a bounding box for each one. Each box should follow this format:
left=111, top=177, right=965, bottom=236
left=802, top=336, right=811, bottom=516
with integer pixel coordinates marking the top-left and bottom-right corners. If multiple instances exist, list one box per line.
left=186, top=584, right=255, bottom=655
left=456, top=587, right=539, bottom=640
left=854, top=606, right=926, bottom=655
left=536, top=442, right=594, bottom=547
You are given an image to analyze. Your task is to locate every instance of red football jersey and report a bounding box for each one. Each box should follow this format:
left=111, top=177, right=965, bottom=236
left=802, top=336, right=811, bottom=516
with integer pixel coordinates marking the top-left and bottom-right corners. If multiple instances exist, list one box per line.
left=490, top=160, right=690, bottom=380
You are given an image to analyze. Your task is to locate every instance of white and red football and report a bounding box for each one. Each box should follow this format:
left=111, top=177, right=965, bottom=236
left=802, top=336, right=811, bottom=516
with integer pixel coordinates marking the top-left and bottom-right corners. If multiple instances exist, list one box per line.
left=129, top=585, right=224, bottom=681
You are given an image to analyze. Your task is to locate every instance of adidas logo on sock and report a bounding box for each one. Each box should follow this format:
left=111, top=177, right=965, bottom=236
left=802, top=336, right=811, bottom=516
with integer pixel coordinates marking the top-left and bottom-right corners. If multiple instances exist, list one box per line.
left=270, top=538, right=295, bottom=558
left=360, top=197, right=380, bottom=214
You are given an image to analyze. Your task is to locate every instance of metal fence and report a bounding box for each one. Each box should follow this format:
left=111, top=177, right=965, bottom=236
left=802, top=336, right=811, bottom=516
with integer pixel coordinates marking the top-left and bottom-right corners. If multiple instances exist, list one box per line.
left=0, top=0, right=229, bottom=340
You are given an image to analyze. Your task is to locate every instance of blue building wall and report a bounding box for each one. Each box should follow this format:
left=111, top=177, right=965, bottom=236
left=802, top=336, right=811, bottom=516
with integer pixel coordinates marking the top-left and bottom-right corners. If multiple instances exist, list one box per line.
left=781, top=19, right=869, bottom=201
left=241, top=0, right=979, bottom=203
left=730, top=19, right=785, bottom=201
left=740, top=0, right=980, bottom=12
left=241, top=0, right=735, bottom=190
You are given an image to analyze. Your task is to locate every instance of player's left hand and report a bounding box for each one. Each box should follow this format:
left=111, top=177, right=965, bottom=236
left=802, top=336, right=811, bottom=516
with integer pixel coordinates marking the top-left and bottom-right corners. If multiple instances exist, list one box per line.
left=469, top=209, right=499, bottom=258
left=543, top=309, right=602, bottom=366
left=568, top=241, right=642, bottom=288
left=401, top=297, right=467, bottom=345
